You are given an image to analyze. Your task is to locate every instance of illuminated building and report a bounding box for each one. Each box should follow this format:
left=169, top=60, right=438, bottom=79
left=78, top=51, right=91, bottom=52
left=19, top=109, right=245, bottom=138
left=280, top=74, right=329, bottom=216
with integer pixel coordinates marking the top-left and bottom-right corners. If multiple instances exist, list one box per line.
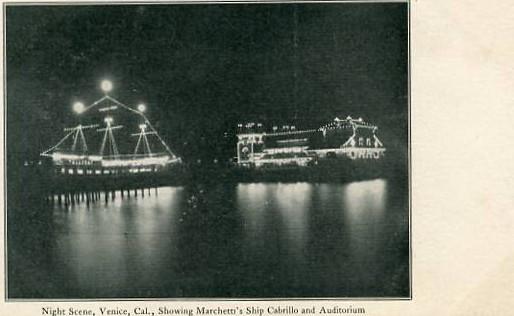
left=41, top=80, right=181, bottom=176
left=236, top=116, right=385, bottom=167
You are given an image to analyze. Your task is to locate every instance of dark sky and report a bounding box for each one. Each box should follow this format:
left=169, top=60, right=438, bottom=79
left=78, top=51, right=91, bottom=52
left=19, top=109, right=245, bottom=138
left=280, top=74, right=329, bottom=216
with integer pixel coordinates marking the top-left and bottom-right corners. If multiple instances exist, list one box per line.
left=6, top=3, right=408, bottom=162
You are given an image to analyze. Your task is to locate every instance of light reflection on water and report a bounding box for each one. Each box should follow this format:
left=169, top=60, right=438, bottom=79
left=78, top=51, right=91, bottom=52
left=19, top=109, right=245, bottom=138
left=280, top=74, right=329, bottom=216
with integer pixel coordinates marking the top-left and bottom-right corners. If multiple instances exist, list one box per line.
left=10, top=180, right=408, bottom=298
left=52, top=187, right=185, bottom=295
left=238, top=183, right=312, bottom=267
left=342, top=179, right=388, bottom=286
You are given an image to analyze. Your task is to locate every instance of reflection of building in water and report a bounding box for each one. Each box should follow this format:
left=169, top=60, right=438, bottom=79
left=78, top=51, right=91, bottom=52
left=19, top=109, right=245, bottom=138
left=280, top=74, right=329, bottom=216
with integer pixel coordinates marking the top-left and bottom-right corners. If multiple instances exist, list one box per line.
left=236, top=117, right=385, bottom=167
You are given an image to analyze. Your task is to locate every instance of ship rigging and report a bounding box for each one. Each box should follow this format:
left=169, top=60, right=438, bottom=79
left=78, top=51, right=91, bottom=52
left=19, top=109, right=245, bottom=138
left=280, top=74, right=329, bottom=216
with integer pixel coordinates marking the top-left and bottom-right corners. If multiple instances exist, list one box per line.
left=41, top=80, right=181, bottom=176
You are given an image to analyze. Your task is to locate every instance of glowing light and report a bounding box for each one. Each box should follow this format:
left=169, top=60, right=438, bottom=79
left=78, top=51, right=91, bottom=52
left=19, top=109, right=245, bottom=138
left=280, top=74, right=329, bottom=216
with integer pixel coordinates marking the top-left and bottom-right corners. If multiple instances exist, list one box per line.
left=263, top=146, right=308, bottom=154
left=52, top=153, right=85, bottom=161
left=139, top=124, right=147, bottom=130
left=101, top=156, right=171, bottom=167
left=98, top=105, right=118, bottom=112
left=255, top=156, right=313, bottom=167
left=73, top=102, right=85, bottom=114
left=101, top=80, right=113, bottom=93
left=104, top=116, right=113, bottom=125
left=51, top=153, right=103, bottom=162
left=137, top=103, right=146, bottom=112
left=276, top=138, right=308, bottom=144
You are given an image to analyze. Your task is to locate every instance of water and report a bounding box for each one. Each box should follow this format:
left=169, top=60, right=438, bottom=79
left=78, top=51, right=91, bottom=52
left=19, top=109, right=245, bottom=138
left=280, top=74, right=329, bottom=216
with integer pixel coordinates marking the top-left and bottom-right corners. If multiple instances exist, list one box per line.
left=8, top=179, right=409, bottom=298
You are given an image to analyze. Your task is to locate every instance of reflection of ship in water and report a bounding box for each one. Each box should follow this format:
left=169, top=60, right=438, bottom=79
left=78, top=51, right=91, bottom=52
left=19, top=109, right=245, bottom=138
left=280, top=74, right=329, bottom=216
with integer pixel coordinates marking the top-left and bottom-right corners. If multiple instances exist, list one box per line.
left=40, top=80, right=181, bottom=180
left=236, top=116, right=386, bottom=168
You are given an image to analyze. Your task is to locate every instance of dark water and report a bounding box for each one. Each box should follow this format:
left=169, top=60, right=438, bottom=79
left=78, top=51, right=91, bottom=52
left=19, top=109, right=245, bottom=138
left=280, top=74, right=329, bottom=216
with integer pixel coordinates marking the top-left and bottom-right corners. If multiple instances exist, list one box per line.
left=8, top=179, right=409, bottom=298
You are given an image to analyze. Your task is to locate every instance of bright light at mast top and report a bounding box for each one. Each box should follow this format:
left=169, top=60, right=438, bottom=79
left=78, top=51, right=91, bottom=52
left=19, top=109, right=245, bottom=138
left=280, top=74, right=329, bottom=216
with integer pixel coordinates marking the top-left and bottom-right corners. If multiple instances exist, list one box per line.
left=73, top=101, right=85, bottom=114
left=137, top=103, right=146, bottom=112
left=101, top=80, right=113, bottom=93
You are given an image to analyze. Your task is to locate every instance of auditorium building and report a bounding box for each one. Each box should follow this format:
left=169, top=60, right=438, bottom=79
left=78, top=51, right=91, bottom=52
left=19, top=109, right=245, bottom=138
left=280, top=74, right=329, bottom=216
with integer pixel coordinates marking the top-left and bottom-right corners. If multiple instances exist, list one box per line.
left=236, top=116, right=385, bottom=167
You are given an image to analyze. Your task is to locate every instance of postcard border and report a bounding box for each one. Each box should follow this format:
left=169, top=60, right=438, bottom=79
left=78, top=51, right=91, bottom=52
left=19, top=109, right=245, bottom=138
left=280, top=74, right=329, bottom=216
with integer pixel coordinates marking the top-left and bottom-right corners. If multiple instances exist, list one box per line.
left=2, top=0, right=412, bottom=302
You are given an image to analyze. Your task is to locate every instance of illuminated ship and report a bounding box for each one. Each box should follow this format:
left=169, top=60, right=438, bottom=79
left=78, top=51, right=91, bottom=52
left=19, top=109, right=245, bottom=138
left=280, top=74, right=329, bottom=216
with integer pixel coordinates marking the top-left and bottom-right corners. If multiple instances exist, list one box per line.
left=41, top=80, right=181, bottom=177
left=236, top=116, right=385, bottom=167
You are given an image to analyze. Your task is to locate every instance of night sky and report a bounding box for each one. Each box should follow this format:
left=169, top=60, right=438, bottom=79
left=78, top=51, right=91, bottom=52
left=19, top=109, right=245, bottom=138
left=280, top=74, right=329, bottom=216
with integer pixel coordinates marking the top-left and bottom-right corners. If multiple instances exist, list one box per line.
left=6, top=3, right=408, bottom=163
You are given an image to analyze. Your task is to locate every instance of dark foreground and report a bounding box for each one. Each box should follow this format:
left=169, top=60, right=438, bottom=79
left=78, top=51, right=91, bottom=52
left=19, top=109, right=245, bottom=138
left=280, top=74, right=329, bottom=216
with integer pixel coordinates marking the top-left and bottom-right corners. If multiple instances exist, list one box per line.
left=7, top=173, right=409, bottom=298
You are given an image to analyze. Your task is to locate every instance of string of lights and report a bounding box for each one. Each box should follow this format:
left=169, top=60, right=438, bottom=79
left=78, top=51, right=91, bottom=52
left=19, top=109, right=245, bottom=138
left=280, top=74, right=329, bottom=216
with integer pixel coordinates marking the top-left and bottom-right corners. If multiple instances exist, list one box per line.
left=40, top=80, right=180, bottom=173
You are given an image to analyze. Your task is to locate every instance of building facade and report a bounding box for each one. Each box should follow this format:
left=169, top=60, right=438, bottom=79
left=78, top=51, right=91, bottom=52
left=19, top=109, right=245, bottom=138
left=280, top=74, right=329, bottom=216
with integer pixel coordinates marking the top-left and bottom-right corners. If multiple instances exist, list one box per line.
left=236, top=117, right=385, bottom=167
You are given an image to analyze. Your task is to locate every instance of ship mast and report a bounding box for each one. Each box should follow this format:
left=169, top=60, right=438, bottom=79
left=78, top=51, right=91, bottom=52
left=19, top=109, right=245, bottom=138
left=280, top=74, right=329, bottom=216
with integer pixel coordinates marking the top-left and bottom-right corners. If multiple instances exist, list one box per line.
left=97, top=116, right=122, bottom=158
left=40, top=79, right=179, bottom=163
left=132, top=123, right=157, bottom=158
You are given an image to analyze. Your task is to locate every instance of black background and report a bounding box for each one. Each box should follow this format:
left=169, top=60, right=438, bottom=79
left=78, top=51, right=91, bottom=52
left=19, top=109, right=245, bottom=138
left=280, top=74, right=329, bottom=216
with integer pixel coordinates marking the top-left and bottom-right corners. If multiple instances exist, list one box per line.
left=6, top=3, right=407, bottom=165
